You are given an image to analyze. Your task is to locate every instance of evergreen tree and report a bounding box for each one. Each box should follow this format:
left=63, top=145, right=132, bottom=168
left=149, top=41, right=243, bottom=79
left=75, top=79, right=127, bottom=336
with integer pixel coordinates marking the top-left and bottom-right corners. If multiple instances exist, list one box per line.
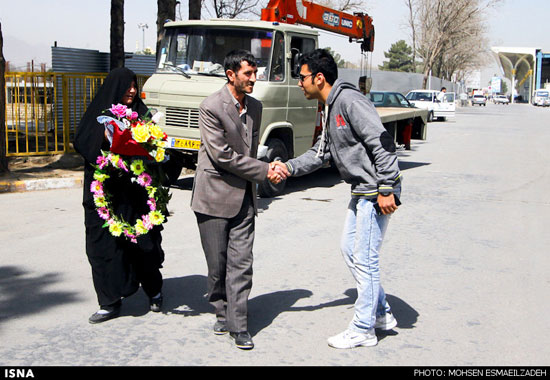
left=378, top=40, right=414, bottom=72
left=323, top=47, right=347, bottom=68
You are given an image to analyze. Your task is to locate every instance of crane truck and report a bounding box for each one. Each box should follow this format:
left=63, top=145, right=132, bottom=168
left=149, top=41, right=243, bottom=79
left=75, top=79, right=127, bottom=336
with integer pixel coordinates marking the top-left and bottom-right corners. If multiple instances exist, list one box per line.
left=141, top=0, right=428, bottom=196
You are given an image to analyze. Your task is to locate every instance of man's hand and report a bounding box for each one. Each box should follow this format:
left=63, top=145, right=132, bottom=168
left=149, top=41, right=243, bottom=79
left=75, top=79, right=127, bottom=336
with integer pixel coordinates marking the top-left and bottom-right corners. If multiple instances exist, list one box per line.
left=377, top=193, right=398, bottom=215
left=267, top=161, right=290, bottom=184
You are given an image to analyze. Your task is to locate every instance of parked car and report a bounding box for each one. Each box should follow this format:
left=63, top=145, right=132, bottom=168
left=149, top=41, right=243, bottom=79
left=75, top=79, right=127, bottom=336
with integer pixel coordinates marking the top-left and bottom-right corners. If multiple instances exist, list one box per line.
left=494, top=95, right=510, bottom=105
left=472, top=94, right=487, bottom=106
left=405, top=89, right=455, bottom=121
left=369, top=91, right=416, bottom=108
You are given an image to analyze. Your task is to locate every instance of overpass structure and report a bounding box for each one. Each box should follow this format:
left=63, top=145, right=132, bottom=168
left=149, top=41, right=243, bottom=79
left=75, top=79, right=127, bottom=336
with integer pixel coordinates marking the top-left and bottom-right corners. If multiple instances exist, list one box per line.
left=491, top=47, right=550, bottom=104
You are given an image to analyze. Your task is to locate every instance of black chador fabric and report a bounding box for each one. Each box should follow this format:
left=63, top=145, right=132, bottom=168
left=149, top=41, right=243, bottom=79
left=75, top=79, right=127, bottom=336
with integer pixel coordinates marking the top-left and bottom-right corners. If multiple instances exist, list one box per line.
left=74, top=67, right=164, bottom=308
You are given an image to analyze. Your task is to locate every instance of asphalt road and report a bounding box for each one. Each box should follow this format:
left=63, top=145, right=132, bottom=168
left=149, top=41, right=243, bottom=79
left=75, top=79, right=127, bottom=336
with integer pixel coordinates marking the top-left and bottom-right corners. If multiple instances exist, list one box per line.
left=0, top=103, right=549, bottom=366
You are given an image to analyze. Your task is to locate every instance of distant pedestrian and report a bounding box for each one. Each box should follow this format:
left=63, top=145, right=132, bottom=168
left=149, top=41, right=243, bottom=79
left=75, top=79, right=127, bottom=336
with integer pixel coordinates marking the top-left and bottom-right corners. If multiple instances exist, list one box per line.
left=437, top=87, right=447, bottom=102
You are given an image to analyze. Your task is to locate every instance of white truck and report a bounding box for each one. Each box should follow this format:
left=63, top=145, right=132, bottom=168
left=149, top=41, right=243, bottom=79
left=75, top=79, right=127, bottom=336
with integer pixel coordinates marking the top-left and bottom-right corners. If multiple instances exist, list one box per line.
left=142, top=1, right=428, bottom=196
left=532, top=89, right=550, bottom=107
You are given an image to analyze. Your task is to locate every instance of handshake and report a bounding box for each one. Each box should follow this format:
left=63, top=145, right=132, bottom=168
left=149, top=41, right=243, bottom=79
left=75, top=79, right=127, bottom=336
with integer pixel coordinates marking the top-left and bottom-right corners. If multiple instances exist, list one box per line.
left=267, top=161, right=290, bottom=184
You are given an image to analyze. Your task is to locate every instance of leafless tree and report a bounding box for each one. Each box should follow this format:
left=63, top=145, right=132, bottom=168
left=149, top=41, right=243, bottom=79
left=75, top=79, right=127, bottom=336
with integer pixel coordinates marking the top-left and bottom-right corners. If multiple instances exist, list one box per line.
left=0, top=23, right=7, bottom=173
left=189, top=0, right=202, bottom=19
left=404, top=0, right=418, bottom=72
left=410, top=0, right=501, bottom=88
left=110, top=0, right=125, bottom=70
left=203, top=0, right=260, bottom=18
left=311, top=0, right=367, bottom=13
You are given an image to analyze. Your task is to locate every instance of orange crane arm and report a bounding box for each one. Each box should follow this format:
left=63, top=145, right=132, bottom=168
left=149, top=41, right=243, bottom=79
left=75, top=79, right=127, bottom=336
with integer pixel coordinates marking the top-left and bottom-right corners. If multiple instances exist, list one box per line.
left=260, top=0, right=374, bottom=52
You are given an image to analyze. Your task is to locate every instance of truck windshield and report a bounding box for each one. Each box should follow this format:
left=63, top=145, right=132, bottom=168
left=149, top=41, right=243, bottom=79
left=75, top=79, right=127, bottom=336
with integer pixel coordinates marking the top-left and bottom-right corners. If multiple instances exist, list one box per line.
left=156, top=27, right=274, bottom=80
left=536, top=91, right=549, bottom=98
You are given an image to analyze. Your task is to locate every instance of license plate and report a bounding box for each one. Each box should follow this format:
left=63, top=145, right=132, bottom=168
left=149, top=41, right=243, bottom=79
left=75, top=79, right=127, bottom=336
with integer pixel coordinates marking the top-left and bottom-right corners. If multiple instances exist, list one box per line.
left=171, top=138, right=201, bottom=150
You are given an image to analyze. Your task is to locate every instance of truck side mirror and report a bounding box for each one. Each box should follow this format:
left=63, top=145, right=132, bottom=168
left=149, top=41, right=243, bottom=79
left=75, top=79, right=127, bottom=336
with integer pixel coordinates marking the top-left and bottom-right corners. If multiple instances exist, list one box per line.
left=290, top=48, right=301, bottom=78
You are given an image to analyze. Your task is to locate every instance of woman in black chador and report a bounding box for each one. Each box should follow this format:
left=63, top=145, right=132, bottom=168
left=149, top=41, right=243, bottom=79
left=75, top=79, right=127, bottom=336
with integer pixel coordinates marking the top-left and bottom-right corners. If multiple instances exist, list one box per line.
left=74, top=67, right=165, bottom=324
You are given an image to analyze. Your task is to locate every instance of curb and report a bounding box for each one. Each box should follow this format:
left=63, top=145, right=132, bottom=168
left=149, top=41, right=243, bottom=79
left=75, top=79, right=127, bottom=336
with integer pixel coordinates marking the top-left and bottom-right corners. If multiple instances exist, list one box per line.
left=0, top=177, right=83, bottom=194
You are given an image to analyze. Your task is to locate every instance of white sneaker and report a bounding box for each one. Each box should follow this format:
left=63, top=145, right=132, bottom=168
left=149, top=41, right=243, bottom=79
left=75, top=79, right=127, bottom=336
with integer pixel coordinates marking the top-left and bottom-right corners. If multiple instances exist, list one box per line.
left=375, top=312, right=397, bottom=330
left=327, top=329, right=377, bottom=349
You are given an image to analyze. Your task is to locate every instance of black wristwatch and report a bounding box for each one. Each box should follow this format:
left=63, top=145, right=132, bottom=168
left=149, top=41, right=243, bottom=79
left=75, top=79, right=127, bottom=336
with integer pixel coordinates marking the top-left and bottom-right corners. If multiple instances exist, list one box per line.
left=379, top=191, right=392, bottom=196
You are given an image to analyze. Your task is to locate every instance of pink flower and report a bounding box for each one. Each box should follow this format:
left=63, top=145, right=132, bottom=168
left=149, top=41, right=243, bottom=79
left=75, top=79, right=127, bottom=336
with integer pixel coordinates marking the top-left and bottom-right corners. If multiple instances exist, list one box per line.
left=97, top=207, right=110, bottom=220
left=137, top=173, right=152, bottom=187
left=96, top=156, right=108, bottom=169
left=130, top=111, right=138, bottom=120
left=90, top=180, right=103, bottom=194
left=142, top=214, right=153, bottom=230
left=147, top=198, right=157, bottom=211
left=118, top=159, right=129, bottom=172
left=123, top=230, right=138, bottom=244
left=110, top=104, right=128, bottom=119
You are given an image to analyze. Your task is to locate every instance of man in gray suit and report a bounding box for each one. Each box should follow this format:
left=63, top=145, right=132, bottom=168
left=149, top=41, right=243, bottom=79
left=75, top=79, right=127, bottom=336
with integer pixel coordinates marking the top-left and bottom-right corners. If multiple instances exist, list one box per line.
left=191, top=50, right=283, bottom=350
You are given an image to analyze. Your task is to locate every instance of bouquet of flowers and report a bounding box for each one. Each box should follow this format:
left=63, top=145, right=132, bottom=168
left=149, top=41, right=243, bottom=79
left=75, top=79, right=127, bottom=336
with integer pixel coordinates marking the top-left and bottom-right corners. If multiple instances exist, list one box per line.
left=98, top=103, right=167, bottom=162
left=93, top=104, right=171, bottom=243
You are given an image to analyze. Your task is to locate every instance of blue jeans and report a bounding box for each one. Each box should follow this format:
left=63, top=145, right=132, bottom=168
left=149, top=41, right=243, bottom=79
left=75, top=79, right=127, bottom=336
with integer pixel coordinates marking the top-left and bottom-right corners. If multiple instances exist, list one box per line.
left=340, top=196, right=395, bottom=333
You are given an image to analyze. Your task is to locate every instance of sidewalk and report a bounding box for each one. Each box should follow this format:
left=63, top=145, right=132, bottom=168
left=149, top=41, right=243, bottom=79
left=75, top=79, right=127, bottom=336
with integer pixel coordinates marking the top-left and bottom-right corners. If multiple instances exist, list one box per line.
left=0, top=154, right=84, bottom=193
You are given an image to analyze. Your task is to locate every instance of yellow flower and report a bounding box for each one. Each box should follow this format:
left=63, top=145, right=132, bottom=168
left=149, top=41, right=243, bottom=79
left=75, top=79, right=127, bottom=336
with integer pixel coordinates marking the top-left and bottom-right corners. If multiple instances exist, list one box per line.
left=108, top=221, right=124, bottom=237
left=154, top=147, right=165, bottom=162
left=109, top=153, right=120, bottom=164
left=149, top=124, right=165, bottom=140
left=130, top=160, right=145, bottom=175
left=93, top=195, right=107, bottom=208
left=146, top=186, right=157, bottom=198
left=93, top=172, right=110, bottom=182
left=149, top=210, right=165, bottom=225
left=132, top=123, right=151, bottom=143
left=135, top=219, right=149, bottom=235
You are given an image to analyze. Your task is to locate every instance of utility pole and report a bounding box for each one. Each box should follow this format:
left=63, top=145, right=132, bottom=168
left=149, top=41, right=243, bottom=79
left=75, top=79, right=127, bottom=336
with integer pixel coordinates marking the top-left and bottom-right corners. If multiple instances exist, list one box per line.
left=138, top=23, right=148, bottom=52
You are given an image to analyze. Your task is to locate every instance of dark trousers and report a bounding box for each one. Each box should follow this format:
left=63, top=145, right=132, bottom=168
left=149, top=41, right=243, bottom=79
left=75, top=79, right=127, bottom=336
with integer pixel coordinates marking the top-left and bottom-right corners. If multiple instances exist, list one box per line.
left=195, top=189, right=255, bottom=333
left=86, top=221, right=163, bottom=309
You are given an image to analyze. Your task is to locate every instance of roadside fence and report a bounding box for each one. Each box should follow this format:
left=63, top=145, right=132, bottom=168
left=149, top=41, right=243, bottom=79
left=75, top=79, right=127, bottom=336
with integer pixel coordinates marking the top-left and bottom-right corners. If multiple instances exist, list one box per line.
left=3, top=72, right=149, bottom=157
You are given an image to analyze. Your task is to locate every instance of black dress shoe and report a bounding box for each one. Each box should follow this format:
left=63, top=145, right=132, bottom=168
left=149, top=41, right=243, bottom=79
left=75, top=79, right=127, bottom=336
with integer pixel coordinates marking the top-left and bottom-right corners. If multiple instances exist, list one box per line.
left=149, top=293, right=163, bottom=312
left=213, top=320, right=228, bottom=335
left=229, top=331, right=254, bottom=350
left=88, top=306, right=120, bottom=324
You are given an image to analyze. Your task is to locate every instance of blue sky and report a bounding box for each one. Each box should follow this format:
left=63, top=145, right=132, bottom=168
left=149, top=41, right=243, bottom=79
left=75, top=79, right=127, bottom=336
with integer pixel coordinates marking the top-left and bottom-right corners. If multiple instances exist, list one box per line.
left=1, top=0, right=549, bottom=69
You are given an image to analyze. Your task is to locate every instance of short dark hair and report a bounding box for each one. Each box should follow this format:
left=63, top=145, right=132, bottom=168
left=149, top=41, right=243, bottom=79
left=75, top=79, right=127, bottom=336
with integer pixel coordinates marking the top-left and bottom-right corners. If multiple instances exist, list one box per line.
left=224, top=49, right=257, bottom=80
left=298, top=49, right=338, bottom=85
left=441, top=87, right=447, bottom=91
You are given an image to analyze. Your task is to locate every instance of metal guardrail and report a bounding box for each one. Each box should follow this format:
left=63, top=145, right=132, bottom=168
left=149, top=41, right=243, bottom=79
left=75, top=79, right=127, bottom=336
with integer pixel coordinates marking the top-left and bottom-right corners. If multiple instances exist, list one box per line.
left=4, top=72, right=149, bottom=157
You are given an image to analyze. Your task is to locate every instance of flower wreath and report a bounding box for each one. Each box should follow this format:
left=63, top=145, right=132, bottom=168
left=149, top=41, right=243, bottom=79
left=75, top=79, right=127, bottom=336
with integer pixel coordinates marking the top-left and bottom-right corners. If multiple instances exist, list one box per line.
left=93, top=104, right=171, bottom=243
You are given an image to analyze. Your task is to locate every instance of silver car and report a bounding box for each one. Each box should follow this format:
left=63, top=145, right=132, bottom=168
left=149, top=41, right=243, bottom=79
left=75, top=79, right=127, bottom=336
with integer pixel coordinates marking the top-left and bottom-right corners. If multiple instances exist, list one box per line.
left=472, top=95, right=487, bottom=106
left=494, top=95, right=510, bottom=105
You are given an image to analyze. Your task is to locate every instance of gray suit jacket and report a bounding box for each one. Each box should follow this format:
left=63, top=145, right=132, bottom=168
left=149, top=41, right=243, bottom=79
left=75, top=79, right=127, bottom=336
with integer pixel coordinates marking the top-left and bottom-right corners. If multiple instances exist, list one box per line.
left=191, top=85, right=269, bottom=218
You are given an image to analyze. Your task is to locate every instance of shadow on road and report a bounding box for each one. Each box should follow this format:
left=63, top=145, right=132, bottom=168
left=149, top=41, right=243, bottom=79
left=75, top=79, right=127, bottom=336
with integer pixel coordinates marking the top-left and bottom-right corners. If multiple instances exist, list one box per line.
left=398, top=160, right=431, bottom=171
left=258, top=167, right=343, bottom=211
left=0, top=266, right=81, bottom=326
left=119, top=274, right=211, bottom=318
left=247, top=287, right=418, bottom=338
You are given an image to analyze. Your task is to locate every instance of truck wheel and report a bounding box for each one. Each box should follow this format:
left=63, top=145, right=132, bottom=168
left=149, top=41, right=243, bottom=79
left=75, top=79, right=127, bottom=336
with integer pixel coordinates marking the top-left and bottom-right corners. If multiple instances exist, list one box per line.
left=258, top=138, right=289, bottom=198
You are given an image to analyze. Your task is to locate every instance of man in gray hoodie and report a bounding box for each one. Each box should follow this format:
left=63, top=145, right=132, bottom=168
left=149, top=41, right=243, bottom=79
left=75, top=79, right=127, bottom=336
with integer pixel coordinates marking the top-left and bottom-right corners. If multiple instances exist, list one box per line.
left=274, top=49, right=402, bottom=349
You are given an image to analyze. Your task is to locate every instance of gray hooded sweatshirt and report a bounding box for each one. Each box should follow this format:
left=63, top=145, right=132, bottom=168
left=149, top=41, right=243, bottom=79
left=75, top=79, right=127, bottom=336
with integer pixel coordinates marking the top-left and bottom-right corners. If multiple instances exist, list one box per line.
left=286, top=79, right=401, bottom=199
